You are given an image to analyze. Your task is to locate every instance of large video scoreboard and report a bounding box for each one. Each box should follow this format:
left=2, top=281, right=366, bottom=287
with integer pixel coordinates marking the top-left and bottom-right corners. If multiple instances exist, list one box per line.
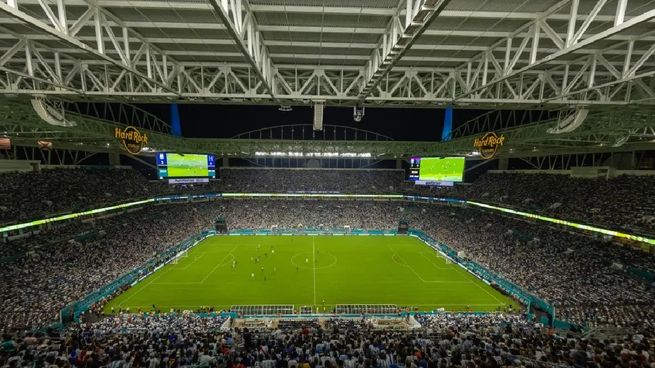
left=409, top=156, right=465, bottom=185
left=156, top=152, right=216, bottom=181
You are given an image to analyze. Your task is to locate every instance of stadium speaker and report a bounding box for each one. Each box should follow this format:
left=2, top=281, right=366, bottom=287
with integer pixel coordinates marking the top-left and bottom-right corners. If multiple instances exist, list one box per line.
left=215, top=217, right=228, bottom=233
left=31, top=98, right=77, bottom=127
left=353, top=105, right=365, bottom=122
left=398, top=220, right=409, bottom=234
left=313, top=102, right=324, bottom=131
left=546, top=108, right=588, bottom=134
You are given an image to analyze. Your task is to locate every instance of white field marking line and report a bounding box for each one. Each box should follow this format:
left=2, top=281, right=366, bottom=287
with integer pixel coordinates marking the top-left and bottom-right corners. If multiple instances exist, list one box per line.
left=411, top=236, right=507, bottom=306
left=113, top=303, right=507, bottom=310
left=419, top=252, right=452, bottom=270
left=449, top=261, right=506, bottom=305
left=115, top=237, right=218, bottom=308
left=387, top=243, right=473, bottom=284
left=312, top=236, right=316, bottom=305
left=404, top=303, right=506, bottom=306
left=153, top=254, right=235, bottom=285
left=331, top=303, right=506, bottom=307
left=290, top=252, right=338, bottom=270
left=120, top=300, right=507, bottom=310
left=116, top=274, right=158, bottom=307
left=118, top=257, right=182, bottom=307
left=117, top=248, right=207, bottom=307
left=200, top=246, right=238, bottom=284
left=176, top=255, right=201, bottom=271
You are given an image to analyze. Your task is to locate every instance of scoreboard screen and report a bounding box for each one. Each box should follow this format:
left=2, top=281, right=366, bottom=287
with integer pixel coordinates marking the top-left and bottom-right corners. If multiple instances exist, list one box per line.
left=156, top=153, right=216, bottom=179
left=409, top=157, right=465, bottom=184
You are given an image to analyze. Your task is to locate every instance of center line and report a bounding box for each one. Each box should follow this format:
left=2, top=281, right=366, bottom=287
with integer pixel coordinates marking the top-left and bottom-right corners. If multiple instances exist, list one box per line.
left=312, top=236, right=316, bottom=306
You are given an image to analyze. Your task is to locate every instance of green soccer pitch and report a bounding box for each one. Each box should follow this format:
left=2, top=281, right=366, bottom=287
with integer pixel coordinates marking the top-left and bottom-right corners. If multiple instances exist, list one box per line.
left=103, top=235, right=519, bottom=313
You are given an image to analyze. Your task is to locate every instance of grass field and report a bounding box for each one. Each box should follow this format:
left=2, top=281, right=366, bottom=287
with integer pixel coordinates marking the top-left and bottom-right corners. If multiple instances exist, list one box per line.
left=104, top=235, right=518, bottom=313
left=418, top=157, right=465, bottom=182
left=166, top=153, right=209, bottom=178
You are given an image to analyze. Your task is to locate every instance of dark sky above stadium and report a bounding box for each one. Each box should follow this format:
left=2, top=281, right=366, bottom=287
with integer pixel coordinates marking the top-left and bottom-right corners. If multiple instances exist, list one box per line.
left=140, top=104, right=487, bottom=141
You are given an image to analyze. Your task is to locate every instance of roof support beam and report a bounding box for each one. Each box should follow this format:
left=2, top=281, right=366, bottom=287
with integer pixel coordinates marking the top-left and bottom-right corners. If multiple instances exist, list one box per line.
left=454, top=0, right=655, bottom=102
left=9, top=0, right=655, bottom=27
left=358, top=0, right=450, bottom=101
left=208, top=0, right=276, bottom=101
left=0, top=0, right=180, bottom=95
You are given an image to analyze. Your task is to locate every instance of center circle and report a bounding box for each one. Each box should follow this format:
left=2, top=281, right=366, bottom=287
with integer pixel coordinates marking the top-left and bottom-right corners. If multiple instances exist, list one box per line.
left=290, top=252, right=338, bottom=270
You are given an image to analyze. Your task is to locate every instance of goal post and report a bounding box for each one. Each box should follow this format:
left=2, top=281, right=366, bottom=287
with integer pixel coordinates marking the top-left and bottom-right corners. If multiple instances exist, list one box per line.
left=172, top=249, right=189, bottom=264
left=434, top=249, right=452, bottom=264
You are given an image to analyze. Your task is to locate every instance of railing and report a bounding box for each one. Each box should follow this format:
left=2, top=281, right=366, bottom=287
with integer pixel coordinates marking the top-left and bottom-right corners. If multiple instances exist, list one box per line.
left=59, top=230, right=215, bottom=323
left=407, top=229, right=560, bottom=322
left=228, top=227, right=397, bottom=236
left=5, top=192, right=653, bottom=249
left=56, top=225, right=581, bottom=329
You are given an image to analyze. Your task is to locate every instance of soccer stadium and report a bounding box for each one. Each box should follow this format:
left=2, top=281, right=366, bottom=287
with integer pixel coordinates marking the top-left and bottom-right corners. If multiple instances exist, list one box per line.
left=1, top=0, right=655, bottom=366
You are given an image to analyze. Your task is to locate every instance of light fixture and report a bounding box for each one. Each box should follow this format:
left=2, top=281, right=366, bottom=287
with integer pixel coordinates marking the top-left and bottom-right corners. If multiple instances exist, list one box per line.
left=353, top=105, right=365, bottom=122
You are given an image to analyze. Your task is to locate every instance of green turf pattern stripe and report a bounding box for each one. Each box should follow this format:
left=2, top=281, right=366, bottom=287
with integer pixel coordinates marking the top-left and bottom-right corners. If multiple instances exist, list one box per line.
left=103, top=235, right=519, bottom=313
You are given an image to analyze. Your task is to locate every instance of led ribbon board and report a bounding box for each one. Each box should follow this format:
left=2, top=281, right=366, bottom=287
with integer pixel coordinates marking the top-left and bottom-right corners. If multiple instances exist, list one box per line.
left=467, top=201, right=655, bottom=246
left=0, top=198, right=155, bottom=233
left=2, top=194, right=653, bottom=247
left=221, top=193, right=404, bottom=199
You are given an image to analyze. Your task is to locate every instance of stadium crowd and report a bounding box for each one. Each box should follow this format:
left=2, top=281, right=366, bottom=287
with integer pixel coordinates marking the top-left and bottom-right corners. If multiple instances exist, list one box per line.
left=216, top=169, right=407, bottom=194
left=437, top=172, right=655, bottom=236
left=1, top=312, right=654, bottom=368
left=0, top=202, right=225, bottom=330
left=0, top=168, right=409, bottom=225
left=211, top=200, right=655, bottom=329
left=3, top=167, right=653, bottom=236
left=0, top=168, right=159, bottom=224
left=2, top=166, right=655, bottom=368
left=2, top=198, right=654, bottom=332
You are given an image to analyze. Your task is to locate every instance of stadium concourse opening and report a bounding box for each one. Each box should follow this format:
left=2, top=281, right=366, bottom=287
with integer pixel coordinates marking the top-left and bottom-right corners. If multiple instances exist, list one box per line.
left=103, top=234, right=518, bottom=314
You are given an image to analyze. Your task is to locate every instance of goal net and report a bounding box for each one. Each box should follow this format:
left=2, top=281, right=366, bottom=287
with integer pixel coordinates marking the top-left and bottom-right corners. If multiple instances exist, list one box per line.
left=172, top=249, right=189, bottom=264
left=433, top=250, right=452, bottom=265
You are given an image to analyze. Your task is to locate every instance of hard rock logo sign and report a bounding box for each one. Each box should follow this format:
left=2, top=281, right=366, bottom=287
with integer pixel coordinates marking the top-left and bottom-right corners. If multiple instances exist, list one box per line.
left=115, top=126, right=148, bottom=155
left=473, top=132, right=506, bottom=159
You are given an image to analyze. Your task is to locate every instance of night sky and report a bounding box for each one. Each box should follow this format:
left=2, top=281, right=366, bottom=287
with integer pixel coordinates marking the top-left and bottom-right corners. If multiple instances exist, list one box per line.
left=139, top=104, right=488, bottom=141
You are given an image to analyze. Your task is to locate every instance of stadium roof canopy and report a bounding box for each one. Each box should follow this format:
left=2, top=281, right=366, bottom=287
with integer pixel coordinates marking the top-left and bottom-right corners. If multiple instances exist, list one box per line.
left=0, top=0, right=654, bottom=108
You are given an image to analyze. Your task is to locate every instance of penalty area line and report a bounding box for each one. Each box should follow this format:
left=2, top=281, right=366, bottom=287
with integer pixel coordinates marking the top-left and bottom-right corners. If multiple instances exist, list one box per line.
left=200, top=246, right=238, bottom=284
